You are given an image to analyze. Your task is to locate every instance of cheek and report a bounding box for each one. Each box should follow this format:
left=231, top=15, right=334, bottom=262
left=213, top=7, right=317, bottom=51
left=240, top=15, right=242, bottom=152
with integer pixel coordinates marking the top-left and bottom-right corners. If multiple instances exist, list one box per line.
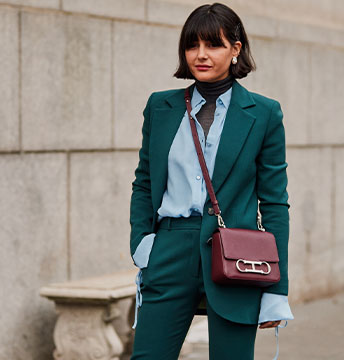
left=185, top=51, right=194, bottom=65
left=216, top=52, right=231, bottom=69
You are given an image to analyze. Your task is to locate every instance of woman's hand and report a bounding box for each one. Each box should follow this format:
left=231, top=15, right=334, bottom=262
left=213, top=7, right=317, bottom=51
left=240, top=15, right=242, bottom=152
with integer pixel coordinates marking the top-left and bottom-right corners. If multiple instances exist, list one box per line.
left=259, top=320, right=281, bottom=329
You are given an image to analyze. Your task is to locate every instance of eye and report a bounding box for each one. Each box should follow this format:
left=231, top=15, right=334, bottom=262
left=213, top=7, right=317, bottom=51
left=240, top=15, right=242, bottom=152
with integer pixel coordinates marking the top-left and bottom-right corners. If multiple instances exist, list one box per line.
left=188, top=42, right=199, bottom=49
left=207, top=42, right=221, bottom=48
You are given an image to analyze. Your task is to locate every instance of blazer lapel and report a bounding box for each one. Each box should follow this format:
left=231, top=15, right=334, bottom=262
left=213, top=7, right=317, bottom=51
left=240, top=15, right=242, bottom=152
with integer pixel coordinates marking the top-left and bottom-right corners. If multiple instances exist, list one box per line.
left=149, top=85, right=195, bottom=212
left=211, top=80, right=256, bottom=195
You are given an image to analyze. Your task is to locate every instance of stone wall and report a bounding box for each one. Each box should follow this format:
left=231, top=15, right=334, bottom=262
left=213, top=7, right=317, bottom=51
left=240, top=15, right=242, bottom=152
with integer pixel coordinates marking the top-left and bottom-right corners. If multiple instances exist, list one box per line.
left=0, top=1, right=343, bottom=358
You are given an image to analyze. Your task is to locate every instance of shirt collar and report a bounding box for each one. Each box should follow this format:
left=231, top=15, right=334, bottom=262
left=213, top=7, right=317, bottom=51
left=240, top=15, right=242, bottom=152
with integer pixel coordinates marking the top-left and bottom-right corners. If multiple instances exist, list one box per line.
left=218, top=87, right=233, bottom=109
left=191, top=85, right=232, bottom=110
left=191, top=86, right=206, bottom=109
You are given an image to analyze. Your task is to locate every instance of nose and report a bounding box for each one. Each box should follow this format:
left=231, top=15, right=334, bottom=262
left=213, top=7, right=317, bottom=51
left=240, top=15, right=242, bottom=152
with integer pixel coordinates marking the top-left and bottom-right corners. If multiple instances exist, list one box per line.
left=197, top=43, right=208, bottom=60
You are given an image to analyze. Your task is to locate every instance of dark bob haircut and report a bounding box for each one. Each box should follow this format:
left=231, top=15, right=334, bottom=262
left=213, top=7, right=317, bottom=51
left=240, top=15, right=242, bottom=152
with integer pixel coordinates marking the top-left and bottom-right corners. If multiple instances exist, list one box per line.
left=174, top=2, right=256, bottom=79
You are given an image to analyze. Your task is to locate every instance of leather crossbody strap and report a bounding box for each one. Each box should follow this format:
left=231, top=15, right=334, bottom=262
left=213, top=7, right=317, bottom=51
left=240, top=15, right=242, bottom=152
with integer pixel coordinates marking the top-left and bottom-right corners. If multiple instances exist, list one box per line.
left=184, top=86, right=265, bottom=232
left=184, top=86, right=225, bottom=227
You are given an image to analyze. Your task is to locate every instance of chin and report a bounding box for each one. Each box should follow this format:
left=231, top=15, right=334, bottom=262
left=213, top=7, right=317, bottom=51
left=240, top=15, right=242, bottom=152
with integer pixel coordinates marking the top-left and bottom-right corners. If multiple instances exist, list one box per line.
left=194, top=72, right=217, bottom=82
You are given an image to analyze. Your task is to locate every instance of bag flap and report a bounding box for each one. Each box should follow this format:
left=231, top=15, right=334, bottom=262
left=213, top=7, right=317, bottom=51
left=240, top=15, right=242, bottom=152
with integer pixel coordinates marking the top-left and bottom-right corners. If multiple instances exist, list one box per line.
left=217, top=228, right=279, bottom=262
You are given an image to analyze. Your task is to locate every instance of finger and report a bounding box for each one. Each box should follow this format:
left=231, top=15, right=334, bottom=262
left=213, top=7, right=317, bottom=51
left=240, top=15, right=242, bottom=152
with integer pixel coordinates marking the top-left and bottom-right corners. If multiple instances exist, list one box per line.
left=259, top=321, right=281, bottom=329
left=259, top=321, right=273, bottom=329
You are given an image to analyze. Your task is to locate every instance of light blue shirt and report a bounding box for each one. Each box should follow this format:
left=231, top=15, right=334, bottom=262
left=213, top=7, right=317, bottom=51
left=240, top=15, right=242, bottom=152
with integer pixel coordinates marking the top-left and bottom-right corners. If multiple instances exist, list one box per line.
left=132, top=86, right=294, bottom=334
left=157, top=83, right=229, bottom=219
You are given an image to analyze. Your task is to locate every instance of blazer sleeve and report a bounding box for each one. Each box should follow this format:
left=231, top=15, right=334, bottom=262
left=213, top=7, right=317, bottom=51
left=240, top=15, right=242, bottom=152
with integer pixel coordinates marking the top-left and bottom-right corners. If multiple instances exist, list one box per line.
left=129, top=92, right=155, bottom=260
left=256, top=100, right=290, bottom=296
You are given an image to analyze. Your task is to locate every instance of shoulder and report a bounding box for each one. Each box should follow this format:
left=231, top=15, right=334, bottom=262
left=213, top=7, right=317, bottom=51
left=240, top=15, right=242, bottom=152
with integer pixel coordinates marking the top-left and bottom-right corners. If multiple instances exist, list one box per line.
left=145, top=88, right=184, bottom=108
left=236, top=81, right=283, bottom=121
left=249, top=88, right=282, bottom=115
left=234, top=81, right=284, bottom=136
left=251, top=91, right=279, bottom=108
left=245, top=89, right=284, bottom=132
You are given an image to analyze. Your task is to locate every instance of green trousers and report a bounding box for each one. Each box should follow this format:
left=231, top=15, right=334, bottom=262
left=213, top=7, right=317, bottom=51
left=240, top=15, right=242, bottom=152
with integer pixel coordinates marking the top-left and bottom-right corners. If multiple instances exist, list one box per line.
left=131, top=216, right=258, bottom=360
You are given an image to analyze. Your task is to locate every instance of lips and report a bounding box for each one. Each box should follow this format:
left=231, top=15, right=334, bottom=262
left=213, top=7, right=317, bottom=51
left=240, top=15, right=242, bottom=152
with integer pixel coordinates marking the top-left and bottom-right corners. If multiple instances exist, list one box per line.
left=195, top=65, right=212, bottom=70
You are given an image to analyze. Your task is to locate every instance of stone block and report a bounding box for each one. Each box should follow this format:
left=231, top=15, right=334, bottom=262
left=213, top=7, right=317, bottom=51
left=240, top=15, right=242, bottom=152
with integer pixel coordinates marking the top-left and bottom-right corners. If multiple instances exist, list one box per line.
left=275, top=0, right=329, bottom=26
left=0, top=153, right=68, bottom=359
left=147, top=0, right=199, bottom=26
left=70, top=151, right=138, bottom=279
left=287, top=148, right=333, bottom=302
left=21, top=12, right=112, bottom=150
left=4, top=0, right=59, bottom=8
left=247, top=38, right=310, bottom=146
left=146, top=0, right=264, bottom=27
left=309, top=45, right=344, bottom=144
left=0, top=8, right=19, bottom=151
left=277, top=21, right=344, bottom=49
left=242, top=14, right=278, bottom=39
left=333, top=148, right=344, bottom=290
left=113, top=21, right=191, bottom=149
left=147, top=0, right=344, bottom=30
left=62, top=0, right=145, bottom=21
left=225, top=0, right=344, bottom=30
left=271, top=0, right=343, bottom=30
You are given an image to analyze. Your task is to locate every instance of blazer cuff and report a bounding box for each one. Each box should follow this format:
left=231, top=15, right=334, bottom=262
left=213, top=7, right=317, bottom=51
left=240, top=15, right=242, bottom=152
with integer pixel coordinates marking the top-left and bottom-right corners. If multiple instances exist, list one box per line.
left=258, top=293, right=294, bottom=324
left=132, top=233, right=156, bottom=268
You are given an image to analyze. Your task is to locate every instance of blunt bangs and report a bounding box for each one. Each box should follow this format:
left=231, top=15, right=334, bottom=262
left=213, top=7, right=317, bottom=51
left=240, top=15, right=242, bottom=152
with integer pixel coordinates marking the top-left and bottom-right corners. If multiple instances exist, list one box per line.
left=184, top=13, right=225, bottom=50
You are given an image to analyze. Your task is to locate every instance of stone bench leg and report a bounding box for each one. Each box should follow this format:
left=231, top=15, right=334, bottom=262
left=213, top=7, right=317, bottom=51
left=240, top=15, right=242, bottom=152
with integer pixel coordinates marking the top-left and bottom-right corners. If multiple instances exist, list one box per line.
left=52, top=299, right=135, bottom=360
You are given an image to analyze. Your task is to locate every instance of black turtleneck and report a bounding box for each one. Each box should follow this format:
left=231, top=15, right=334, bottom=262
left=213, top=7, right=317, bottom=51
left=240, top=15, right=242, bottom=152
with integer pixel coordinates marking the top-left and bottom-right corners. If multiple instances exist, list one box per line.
left=194, top=74, right=234, bottom=139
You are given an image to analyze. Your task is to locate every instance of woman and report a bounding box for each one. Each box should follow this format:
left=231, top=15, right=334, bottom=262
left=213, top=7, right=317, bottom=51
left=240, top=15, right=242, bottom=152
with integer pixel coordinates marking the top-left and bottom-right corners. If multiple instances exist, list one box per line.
left=129, top=3, right=294, bottom=359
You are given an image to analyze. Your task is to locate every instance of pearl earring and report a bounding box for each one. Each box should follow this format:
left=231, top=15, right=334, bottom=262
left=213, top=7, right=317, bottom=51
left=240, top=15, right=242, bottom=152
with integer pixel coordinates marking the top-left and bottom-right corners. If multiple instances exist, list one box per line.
left=232, top=56, right=238, bottom=65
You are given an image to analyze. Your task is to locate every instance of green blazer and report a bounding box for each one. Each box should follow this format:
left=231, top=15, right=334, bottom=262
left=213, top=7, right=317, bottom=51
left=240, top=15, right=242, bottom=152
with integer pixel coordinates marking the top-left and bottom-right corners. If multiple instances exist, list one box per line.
left=130, top=79, right=290, bottom=324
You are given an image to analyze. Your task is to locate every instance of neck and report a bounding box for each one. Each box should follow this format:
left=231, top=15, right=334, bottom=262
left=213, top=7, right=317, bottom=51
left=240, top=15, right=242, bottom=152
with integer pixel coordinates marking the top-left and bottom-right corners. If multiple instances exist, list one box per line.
left=195, top=74, right=234, bottom=102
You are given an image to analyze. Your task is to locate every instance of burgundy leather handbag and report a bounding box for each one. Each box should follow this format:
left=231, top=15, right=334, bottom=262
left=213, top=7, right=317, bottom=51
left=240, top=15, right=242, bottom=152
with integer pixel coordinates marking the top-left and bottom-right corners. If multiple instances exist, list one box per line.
left=184, top=87, right=280, bottom=287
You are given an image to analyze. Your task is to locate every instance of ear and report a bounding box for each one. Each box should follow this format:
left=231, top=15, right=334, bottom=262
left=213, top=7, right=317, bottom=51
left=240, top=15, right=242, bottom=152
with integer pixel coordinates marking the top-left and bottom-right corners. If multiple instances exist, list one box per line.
left=232, top=41, right=242, bottom=57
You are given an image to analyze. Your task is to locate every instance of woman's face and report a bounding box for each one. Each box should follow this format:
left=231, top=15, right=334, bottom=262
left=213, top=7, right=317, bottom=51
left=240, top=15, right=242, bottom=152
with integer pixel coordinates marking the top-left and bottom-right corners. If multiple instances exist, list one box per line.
left=185, top=30, right=241, bottom=82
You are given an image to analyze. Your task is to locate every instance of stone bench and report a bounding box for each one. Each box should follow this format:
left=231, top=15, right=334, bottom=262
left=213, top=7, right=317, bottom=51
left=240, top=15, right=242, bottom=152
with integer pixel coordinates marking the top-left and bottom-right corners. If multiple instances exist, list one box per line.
left=40, top=269, right=205, bottom=359
left=40, top=269, right=138, bottom=360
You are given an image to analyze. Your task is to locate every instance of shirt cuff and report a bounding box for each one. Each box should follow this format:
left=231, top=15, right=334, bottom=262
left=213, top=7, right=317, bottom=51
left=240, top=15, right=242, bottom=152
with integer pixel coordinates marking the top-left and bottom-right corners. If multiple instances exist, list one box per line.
left=258, top=293, right=294, bottom=324
left=132, top=233, right=156, bottom=268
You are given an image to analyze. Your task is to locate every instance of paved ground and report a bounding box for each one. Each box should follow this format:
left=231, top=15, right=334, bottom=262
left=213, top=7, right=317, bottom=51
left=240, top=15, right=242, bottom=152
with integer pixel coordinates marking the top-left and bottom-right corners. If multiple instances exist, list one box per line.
left=179, top=292, right=344, bottom=359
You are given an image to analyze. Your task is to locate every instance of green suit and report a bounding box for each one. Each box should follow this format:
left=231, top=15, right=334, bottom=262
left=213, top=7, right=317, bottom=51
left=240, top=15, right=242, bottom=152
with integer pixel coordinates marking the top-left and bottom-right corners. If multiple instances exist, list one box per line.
left=130, top=79, right=290, bottom=326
